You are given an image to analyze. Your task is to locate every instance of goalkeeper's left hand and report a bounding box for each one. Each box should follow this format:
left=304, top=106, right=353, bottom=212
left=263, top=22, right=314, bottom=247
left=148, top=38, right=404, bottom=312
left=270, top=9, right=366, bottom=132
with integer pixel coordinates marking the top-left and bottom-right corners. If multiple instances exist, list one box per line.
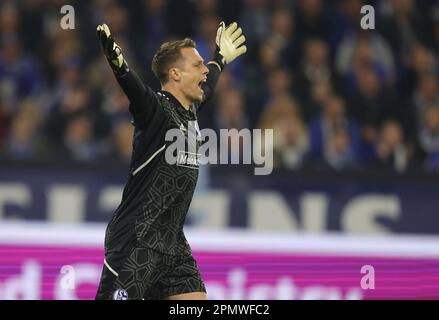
left=213, top=21, right=247, bottom=71
left=96, top=23, right=129, bottom=76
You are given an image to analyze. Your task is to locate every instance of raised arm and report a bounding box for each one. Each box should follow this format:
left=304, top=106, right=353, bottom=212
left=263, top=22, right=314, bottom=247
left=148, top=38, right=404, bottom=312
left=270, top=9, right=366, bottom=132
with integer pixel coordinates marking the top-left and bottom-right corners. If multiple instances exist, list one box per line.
left=199, top=62, right=221, bottom=106
left=97, top=23, right=162, bottom=127
left=198, top=22, right=247, bottom=110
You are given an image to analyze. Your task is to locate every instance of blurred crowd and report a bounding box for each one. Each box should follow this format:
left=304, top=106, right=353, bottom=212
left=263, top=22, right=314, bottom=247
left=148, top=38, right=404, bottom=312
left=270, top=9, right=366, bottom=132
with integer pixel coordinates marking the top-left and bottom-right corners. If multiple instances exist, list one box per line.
left=1, top=0, right=439, bottom=173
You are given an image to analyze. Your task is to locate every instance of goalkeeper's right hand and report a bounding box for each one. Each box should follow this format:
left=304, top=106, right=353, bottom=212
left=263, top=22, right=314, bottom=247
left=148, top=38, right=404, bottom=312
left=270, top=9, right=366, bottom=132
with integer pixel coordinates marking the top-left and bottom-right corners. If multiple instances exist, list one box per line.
left=97, top=23, right=129, bottom=76
left=213, top=21, right=247, bottom=71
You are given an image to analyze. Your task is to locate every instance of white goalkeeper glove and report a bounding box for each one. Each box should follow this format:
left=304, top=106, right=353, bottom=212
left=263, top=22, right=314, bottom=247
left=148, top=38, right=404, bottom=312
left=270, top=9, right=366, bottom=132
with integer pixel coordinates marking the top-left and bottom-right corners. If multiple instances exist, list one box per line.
left=213, top=21, right=247, bottom=71
left=96, top=23, right=129, bottom=76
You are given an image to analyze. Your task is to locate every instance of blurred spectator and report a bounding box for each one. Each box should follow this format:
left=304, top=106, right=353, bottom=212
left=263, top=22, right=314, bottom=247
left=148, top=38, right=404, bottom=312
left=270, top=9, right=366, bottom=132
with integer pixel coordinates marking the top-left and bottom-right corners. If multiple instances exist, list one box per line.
left=296, top=38, right=341, bottom=120
left=0, top=35, right=42, bottom=114
left=61, top=114, right=104, bottom=162
left=42, top=58, right=82, bottom=117
left=196, top=0, right=219, bottom=17
left=374, top=120, right=410, bottom=172
left=336, top=32, right=395, bottom=90
left=140, top=0, right=171, bottom=70
left=302, top=81, right=335, bottom=124
left=194, top=14, right=221, bottom=63
left=300, top=38, right=333, bottom=86
left=418, top=104, right=439, bottom=171
left=3, top=99, right=47, bottom=159
left=259, top=41, right=282, bottom=71
left=258, top=96, right=300, bottom=132
left=214, top=88, right=248, bottom=131
left=268, top=9, right=298, bottom=70
left=215, top=88, right=249, bottom=165
left=240, top=0, right=270, bottom=46
left=273, top=113, right=309, bottom=170
left=103, top=2, right=129, bottom=37
left=348, top=66, right=400, bottom=147
left=244, top=40, right=283, bottom=125
left=435, top=21, right=439, bottom=53
left=248, top=67, right=295, bottom=129
left=110, top=120, right=134, bottom=163
left=46, top=84, right=91, bottom=136
left=410, top=44, right=438, bottom=77
left=44, top=84, right=110, bottom=149
left=294, top=0, right=330, bottom=48
left=257, top=96, right=304, bottom=170
left=379, top=0, right=435, bottom=63
left=101, top=81, right=131, bottom=127
left=323, top=125, right=359, bottom=170
left=0, top=2, right=19, bottom=39
left=88, top=0, right=117, bottom=25
left=330, top=0, right=364, bottom=52
left=267, top=68, right=293, bottom=102
left=413, top=72, right=439, bottom=123
left=0, top=102, right=5, bottom=147
left=398, top=43, right=439, bottom=97
left=309, top=95, right=361, bottom=162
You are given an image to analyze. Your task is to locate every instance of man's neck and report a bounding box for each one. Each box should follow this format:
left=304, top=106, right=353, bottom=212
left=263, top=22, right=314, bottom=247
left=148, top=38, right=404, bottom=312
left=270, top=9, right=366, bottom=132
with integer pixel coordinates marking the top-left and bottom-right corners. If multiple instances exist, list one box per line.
left=161, top=84, right=190, bottom=110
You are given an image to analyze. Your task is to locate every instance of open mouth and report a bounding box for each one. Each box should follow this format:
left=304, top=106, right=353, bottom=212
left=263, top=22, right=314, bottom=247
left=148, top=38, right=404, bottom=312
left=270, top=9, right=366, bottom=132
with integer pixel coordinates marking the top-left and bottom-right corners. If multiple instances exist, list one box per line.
left=198, top=79, right=207, bottom=90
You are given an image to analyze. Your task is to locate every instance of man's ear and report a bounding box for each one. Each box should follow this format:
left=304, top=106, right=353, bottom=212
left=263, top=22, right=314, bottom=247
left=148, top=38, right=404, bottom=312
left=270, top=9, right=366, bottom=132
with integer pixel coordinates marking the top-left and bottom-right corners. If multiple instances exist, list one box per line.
left=169, top=68, right=181, bottom=82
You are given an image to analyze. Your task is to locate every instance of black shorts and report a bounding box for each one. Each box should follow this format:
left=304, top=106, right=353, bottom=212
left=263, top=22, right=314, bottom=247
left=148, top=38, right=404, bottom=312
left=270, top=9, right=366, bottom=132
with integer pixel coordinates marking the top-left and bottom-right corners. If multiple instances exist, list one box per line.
left=95, top=247, right=206, bottom=300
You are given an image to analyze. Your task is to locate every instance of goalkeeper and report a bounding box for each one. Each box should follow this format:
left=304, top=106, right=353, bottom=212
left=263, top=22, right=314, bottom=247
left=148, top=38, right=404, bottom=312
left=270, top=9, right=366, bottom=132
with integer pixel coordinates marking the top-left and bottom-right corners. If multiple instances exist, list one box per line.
left=95, top=22, right=246, bottom=300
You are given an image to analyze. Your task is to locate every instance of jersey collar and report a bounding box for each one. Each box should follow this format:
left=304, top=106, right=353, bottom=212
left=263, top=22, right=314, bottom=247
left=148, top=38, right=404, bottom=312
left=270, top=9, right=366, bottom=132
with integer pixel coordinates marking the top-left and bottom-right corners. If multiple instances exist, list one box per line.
left=159, top=90, right=195, bottom=115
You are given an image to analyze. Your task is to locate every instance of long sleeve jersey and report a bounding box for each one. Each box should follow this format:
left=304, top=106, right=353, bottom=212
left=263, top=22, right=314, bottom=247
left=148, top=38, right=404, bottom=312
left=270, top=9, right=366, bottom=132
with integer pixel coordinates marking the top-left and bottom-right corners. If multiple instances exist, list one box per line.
left=104, top=63, right=221, bottom=257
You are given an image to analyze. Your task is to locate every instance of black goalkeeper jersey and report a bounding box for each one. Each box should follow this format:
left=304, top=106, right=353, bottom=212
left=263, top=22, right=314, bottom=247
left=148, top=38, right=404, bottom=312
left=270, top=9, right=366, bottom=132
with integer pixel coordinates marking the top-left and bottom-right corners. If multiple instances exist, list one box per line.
left=104, top=64, right=220, bottom=258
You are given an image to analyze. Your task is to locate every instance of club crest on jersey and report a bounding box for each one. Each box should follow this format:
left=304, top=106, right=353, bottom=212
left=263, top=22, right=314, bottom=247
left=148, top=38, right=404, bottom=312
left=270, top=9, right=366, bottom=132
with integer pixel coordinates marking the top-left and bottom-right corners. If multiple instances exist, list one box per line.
left=113, top=289, right=128, bottom=300
left=177, top=151, right=200, bottom=169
